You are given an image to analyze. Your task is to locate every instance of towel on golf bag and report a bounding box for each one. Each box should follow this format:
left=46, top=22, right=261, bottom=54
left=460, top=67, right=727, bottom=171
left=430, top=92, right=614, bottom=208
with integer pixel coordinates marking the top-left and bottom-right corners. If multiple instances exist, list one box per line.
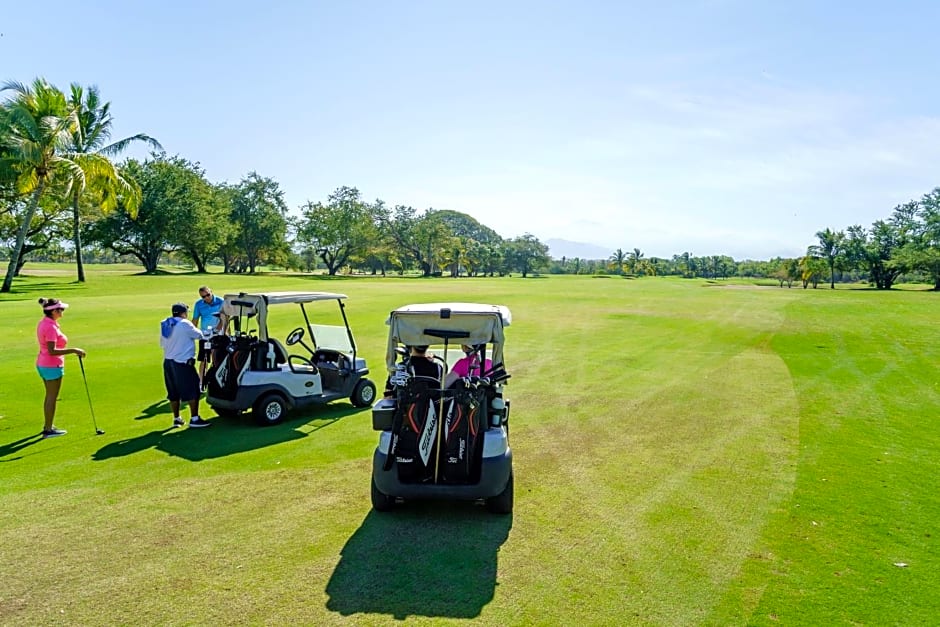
left=440, top=384, right=487, bottom=484
left=392, top=380, right=448, bottom=484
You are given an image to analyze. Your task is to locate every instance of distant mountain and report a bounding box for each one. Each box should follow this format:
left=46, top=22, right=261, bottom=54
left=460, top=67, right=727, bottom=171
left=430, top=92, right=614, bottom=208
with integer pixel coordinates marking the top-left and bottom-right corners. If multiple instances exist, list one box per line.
left=545, top=238, right=611, bottom=261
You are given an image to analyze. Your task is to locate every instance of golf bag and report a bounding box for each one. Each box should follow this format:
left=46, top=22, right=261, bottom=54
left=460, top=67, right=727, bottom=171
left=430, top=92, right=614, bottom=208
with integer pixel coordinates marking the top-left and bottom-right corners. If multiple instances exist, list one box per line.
left=205, top=334, right=252, bottom=400
left=440, top=382, right=487, bottom=484
left=391, top=379, right=444, bottom=484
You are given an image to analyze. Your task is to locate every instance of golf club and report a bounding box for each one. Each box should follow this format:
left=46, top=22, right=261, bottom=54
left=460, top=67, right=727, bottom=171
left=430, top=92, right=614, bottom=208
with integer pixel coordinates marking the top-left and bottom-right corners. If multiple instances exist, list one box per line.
left=78, top=356, right=104, bottom=435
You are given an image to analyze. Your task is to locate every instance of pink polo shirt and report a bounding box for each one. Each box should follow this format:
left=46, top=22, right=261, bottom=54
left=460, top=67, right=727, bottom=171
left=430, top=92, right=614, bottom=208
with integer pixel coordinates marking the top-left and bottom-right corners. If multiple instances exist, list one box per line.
left=37, top=317, right=67, bottom=368
left=450, top=355, right=492, bottom=378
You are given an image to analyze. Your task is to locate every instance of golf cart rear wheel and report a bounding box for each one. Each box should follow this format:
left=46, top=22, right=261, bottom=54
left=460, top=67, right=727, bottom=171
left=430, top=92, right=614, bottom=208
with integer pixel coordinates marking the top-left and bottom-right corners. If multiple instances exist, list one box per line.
left=351, top=379, right=377, bottom=408
left=254, top=394, right=288, bottom=426
left=486, top=471, right=513, bottom=514
left=371, top=478, right=395, bottom=512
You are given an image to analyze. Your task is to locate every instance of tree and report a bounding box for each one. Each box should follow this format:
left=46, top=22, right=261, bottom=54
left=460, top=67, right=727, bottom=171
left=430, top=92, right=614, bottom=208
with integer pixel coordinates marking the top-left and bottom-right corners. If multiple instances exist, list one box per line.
left=0, top=79, right=82, bottom=292
left=228, top=172, right=289, bottom=273
left=627, top=248, right=644, bottom=274
left=84, top=157, right=176, bottom=272
left=64, top=84, right=161, bottom=282
left=608, top=248, right=627, bottom=275
left=503, top=233, right=550, bottom=278
left=808, top=228, right=845, bottom=289
left=297, top=186, right=376, bottom=275
left=905, top=189, right=940, bottom=289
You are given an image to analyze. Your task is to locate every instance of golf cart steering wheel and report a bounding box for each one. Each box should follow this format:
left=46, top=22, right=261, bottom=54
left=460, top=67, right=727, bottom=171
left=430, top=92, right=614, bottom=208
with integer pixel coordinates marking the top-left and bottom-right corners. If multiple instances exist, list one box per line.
left=286, top=327, right=305, bottom=346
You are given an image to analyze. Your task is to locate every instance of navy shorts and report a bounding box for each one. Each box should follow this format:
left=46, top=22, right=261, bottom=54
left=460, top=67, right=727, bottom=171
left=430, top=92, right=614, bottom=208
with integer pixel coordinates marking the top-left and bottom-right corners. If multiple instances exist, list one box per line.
left=163, top=359, right=200, bottom=402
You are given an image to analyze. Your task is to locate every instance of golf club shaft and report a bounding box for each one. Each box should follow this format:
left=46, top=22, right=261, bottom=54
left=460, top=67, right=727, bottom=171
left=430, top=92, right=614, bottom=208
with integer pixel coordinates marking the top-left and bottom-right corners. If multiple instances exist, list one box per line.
left=78, top=356, right=103, bottom=434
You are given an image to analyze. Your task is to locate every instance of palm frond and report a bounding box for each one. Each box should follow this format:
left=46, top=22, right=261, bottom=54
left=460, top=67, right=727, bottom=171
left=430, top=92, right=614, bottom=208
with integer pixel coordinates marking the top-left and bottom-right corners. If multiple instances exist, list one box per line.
left=101, top=133, right=163, bottom=156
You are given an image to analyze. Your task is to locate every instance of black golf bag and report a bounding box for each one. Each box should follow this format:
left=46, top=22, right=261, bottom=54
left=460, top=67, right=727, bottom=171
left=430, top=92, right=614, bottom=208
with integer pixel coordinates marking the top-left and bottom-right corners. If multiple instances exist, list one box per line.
left=205, top=334, right=253, bottom=400
left=440, top=382, right=487, bottom=484
left=391, top=379, right=444, bottom=484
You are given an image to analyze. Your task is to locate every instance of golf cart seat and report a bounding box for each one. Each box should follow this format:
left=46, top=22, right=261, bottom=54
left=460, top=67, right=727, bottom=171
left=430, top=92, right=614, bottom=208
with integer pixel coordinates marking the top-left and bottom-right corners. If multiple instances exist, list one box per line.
left=269, top=338, right=289, bottom=366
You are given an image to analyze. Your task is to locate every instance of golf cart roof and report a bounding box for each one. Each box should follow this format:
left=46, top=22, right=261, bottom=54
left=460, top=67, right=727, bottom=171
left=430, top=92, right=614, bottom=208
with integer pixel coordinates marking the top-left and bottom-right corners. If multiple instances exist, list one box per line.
left=385, top=302, right=512, bottom=372
left=222, top=291, right=348, bottom=306
left=219, top=291, right=349, bottom=342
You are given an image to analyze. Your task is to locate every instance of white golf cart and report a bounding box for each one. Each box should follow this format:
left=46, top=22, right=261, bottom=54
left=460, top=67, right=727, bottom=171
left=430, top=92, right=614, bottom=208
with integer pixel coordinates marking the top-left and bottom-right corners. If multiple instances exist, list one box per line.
left=370, top=303, right=513, bottom=514
left=205, top=291, right=376, bottom=425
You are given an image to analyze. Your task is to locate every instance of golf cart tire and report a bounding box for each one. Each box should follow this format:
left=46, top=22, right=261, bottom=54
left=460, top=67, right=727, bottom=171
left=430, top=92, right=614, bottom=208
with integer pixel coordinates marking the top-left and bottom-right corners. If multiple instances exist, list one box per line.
left=351, top=379, right=377, bottom=408
left=254, top=393, right=288, bottom=426
left=486, top=471, right=513, bottom=514
left=371, top=478, right=395, bottom=512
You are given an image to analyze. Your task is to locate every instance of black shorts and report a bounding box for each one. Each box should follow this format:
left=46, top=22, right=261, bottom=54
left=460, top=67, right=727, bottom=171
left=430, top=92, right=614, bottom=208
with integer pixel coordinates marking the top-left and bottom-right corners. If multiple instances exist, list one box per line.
left=197, top=339, right=210, bottom=361
left=163, top=359, right=200, bottom=402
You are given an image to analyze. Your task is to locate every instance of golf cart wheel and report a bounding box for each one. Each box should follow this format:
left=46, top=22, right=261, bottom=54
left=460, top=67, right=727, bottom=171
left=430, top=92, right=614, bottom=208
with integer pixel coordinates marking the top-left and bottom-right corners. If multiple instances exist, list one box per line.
left=254, top=394, right=288, bottom=426
left=351, top=379, right=377, bottom=408
left=371, top=478, right=395, bottom=512
left=486, top=471, right=513, bottom=514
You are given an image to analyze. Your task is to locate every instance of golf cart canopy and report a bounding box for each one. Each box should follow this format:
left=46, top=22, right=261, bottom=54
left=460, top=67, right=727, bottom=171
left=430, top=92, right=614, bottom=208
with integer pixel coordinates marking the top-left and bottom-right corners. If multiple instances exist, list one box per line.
left=385, top=302, right=512, bottom=372
left=219, top=291, right=348, bottom=342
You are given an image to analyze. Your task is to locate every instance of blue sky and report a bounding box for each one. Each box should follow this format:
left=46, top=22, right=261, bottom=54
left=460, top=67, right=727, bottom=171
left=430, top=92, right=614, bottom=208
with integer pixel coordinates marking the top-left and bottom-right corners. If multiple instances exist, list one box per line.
left=4, top=0, right=939, bottom=259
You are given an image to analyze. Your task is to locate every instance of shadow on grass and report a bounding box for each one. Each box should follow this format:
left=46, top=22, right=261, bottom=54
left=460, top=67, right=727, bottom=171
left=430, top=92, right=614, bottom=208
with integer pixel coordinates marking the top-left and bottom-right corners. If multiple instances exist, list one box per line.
left=0, top=281, right=85, bottom=300
left=0, top=433, right=45, bottom=461
left=92, top=404, right=362, bottom=461
left=325, top=505, right=512, bottom=620
left=133, top=399, right=173, bottom=420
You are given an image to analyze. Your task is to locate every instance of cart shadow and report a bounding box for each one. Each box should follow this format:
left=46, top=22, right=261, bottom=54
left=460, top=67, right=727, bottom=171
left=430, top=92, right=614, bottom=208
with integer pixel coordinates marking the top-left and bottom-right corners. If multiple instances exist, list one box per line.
left=91, top=404, right=362, bottom=462
left=325, top=505, right=512, bottom=620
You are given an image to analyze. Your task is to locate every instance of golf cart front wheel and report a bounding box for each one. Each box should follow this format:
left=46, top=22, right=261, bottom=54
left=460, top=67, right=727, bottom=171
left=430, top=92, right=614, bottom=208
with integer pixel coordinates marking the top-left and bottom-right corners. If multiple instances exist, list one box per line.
left=486, top=471, right=513, bottom=514
left=351, top=379, right=377, bottom=408
left=254, top=394, right=288, bottom=426
left=371, top=478, right=395, bottom=512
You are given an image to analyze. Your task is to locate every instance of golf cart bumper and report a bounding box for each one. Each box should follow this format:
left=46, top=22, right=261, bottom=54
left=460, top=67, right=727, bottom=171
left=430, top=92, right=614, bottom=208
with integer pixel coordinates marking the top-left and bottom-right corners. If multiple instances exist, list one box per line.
left=372, top=436, right=513, bottom=500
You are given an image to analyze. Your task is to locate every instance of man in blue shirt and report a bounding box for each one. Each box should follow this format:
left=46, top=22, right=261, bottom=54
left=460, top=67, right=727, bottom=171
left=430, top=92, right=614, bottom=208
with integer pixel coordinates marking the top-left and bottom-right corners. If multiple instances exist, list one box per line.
left=192, top=286, right=224, bottom=390
left=192, top=286, right=224, bottom=334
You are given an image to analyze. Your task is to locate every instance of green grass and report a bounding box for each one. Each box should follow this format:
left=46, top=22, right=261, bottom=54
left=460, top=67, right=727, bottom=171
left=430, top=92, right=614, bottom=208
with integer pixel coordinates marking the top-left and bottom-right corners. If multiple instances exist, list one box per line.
left=1, top=268, right=937, bottom=625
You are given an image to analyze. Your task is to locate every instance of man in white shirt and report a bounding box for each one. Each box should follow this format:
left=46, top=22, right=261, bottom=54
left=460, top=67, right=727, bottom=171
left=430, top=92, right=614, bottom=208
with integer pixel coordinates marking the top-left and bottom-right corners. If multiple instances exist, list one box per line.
left=160, top=302, right=211, bottom=428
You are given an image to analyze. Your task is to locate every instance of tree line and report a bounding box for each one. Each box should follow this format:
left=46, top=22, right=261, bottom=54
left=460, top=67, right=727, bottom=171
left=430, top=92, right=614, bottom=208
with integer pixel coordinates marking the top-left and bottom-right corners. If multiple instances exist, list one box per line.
left=0, top=78, right=552, bottom=291
left=3, top=77, right=938, bottom=291
left=571, top=190, right=940, bottom=290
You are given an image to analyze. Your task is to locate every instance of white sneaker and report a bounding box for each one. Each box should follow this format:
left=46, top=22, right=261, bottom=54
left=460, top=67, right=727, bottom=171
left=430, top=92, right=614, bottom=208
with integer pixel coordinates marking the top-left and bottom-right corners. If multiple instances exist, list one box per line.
left=172, top=417, right=185, bottom=428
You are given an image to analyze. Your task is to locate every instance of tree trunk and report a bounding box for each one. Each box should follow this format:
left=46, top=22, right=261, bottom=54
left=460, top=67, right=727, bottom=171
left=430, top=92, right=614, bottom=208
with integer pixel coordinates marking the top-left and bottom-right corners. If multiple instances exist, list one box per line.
left=2, top=182, right=45, bottom=293
left=72, top=194, right=86, bottom=283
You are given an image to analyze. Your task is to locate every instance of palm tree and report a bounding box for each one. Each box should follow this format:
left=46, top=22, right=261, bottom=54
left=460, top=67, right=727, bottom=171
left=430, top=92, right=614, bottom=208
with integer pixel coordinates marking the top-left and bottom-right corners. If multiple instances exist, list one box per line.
left=1, top=79, right=82, bottom=293
left=608, top=248, right=627, bottom=275
left=65, top=84, right=161, bottom=282
left=809, top=228, right=845, bottom=289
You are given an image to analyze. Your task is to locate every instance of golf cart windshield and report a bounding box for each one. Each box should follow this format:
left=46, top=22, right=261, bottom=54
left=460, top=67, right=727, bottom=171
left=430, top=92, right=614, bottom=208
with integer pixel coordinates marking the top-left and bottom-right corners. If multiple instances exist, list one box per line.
left=385, top=302, right=511, bottom=373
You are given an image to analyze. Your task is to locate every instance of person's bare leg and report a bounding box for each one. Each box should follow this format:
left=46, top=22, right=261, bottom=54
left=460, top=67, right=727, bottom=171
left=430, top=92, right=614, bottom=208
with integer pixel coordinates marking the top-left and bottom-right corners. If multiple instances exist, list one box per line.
left=170, top=400, right=181, bottom=420
left=187, top=398, right=199, bottom=418
left=43, top=378, right=62, bottom=432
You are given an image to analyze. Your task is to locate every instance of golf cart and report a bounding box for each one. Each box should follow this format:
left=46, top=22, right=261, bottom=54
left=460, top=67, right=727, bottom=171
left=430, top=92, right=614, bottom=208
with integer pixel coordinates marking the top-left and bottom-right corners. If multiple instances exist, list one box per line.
left=370, top=303, right=513, bottom=514
left=205, top=291, right=376, bottom=425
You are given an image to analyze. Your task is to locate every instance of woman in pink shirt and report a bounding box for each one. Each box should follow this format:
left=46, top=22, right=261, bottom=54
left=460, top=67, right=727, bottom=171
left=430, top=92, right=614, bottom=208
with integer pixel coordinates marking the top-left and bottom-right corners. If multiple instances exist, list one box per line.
left=445, top=344, right=493, bottom=388
left=36, top=298, right=86, bottom=438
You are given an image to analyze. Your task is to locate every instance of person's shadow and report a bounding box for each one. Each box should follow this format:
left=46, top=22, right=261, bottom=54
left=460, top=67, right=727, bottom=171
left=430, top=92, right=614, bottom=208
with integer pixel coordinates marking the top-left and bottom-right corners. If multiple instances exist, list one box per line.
left=0, top=433, right=44, bottom=462
left=92, top=404, right=362, bottom=461
left=325, top=504, right=512, bottom=620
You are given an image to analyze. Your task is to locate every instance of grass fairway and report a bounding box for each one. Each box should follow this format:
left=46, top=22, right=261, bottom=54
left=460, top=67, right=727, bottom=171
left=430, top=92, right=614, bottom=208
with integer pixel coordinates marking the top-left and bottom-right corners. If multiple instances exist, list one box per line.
left=1, top=268, right=937, bottom=625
